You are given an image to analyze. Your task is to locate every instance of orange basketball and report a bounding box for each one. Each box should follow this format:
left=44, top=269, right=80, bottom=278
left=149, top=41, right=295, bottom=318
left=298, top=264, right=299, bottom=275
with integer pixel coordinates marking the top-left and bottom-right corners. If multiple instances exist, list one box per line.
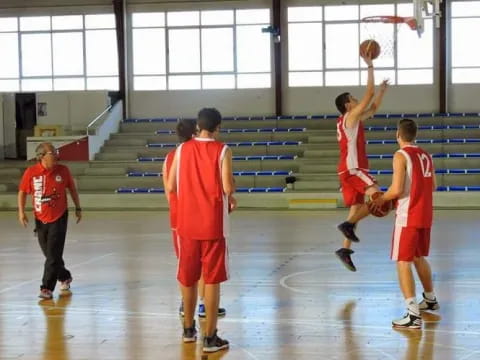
left=367, top=191, right=393, bottom=217
left=360, top=39, right=381, bottom=60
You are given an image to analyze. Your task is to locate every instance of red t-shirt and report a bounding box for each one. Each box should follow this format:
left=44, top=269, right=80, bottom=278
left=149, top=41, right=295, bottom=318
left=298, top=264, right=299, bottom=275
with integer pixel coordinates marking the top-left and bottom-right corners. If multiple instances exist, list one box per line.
left=164, top=149, right=177, bottom=229
left=19, top=163, right=75, bottom=223
left=176, top=138, right=229, bottom=240
left=395, top=145, right=434, bottom=228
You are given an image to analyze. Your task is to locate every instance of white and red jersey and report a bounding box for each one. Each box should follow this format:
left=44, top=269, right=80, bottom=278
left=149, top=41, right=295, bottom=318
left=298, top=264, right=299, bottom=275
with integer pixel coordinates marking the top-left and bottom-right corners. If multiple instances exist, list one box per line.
left=164, top=149, right=177, bottom=229
left=395, top=145, right=434, bottom=228
left=176, top=137, right=229, bottom=240
left=337, top=113, right=369, bottom=174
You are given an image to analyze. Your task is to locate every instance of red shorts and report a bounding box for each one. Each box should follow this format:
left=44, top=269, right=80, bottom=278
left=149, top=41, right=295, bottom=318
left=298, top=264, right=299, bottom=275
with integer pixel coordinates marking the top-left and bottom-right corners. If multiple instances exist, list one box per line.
left=339, top=169, right=377, bottom=207
left=391, top=226, right=431, bottom=261
left=172, top=229, right=180, bottom=258
left=177, top=236, right=229, bottom=287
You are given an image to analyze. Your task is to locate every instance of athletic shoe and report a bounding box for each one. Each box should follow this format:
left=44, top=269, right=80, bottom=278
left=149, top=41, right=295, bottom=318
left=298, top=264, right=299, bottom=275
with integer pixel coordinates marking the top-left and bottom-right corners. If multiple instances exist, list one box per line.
left=59, top=278, right=72, bottom=291
left=392, top=312, right=422, bottom=329
left=337, top=221, right=360, bottom=243
left=335, top=248, right=357, bottom=272
left=182, top=320, right=197, bottom=343
left=419, top=293, right=440, bottom=311
left=198, top=304, right=227, bottom=318
left=203, top=330, right=229, bottom=353
left=38, top=289, right=53, bottom=300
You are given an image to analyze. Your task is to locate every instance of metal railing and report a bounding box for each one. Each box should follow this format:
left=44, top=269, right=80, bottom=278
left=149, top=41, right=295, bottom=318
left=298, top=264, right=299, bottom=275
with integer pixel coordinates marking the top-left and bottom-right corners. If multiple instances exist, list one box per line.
left=86, top=105, right=113, bottom=136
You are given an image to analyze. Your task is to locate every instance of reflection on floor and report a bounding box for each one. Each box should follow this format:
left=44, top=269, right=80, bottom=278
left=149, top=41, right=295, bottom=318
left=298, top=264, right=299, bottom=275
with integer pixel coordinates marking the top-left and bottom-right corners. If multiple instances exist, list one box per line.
left=0, top=210, right=479, bottom=360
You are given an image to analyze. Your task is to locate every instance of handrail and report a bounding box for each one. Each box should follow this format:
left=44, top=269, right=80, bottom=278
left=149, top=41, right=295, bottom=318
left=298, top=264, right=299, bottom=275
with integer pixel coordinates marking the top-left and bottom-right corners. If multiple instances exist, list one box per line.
left=86, top=105, right=113, bottom=136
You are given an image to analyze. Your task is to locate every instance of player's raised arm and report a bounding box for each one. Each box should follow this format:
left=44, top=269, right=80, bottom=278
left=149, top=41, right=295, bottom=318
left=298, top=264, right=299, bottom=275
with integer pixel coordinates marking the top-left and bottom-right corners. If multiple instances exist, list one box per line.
left=359, top=79, right=389, bottom=122
left=347, top=53, right=375, bottom=127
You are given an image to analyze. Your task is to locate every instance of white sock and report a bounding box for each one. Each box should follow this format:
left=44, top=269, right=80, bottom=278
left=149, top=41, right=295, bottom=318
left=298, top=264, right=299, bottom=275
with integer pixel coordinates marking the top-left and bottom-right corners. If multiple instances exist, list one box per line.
left=405, top=297, right=420, bottom=316
left=199, top=298, right=204, bottom=305
left=424, top=291, right=436, bottom=301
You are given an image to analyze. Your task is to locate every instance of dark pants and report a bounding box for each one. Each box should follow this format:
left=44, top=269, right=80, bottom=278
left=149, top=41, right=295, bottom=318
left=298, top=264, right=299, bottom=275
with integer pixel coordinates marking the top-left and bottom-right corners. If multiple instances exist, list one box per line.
left=35, top=211, right=71, bottom=291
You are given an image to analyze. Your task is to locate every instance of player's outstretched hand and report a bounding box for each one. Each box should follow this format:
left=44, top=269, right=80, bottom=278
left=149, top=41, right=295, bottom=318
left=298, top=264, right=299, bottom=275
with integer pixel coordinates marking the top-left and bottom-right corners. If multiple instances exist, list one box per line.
left=380, top=79, right=390, bottom=92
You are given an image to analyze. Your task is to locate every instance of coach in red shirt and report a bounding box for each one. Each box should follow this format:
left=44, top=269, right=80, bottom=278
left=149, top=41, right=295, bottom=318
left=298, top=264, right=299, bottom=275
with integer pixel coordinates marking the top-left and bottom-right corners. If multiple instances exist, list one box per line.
left=18, top=142, right=82, bottom=300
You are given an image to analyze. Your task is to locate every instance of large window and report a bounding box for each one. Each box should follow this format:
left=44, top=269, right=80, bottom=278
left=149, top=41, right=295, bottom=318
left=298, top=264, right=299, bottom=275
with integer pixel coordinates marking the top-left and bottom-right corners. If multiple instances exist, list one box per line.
left=0, top=14, right=118, bottom=92
left=287, top=4, right=433, bottom=87
left=132, top=9, right=271, bottom=90
left=451, top=1, right=480, bottom=83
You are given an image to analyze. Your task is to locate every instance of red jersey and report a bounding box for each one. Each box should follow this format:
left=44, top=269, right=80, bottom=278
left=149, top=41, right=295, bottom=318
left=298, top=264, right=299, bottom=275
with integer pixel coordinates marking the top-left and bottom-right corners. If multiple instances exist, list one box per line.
left=395, top=145, right=434, bottom=228
left=19, top=163, right=75, bottom=223
left=337, top=113, right=369, bottom=174
left=176, top=138, right=229, bottom=240
left=165, top=149, right=177, bottom=229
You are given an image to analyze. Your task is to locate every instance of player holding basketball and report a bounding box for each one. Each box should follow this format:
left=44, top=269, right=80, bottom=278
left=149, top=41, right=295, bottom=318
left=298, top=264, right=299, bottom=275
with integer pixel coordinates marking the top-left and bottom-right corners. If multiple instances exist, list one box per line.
left=162, top=119, right=227, bottom=320
left=334, top=50, right=389, bottom=272
left=372, top=119, right=439, bottom=329
left=166, top=108, right=235, bottom=353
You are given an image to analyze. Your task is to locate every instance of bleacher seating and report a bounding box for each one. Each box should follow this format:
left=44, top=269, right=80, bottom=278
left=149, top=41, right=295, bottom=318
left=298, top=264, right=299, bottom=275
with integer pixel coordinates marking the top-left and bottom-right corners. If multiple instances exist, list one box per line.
left=94, top=112, right=477, bottom=194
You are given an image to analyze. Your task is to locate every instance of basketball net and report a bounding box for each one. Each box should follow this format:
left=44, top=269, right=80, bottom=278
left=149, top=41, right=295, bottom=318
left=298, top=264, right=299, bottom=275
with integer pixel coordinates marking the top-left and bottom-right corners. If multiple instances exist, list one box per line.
left=361, top=16, right=418, bottom=65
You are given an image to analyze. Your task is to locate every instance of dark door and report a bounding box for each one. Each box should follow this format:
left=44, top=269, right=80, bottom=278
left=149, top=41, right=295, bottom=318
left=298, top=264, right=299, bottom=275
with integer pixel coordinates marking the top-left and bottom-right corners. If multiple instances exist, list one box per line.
left=15, top=93, right=37, bottom=160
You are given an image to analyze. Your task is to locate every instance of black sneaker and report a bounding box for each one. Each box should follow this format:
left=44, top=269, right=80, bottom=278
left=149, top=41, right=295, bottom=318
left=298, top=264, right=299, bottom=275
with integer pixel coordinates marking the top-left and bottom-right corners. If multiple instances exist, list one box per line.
left=337, top=221, right=360, bottom=243
left=198, top=304, right=227, bottom=318
left=419, top=293, right=440, bottom=311
left=335, top=248, right=357, bottom=272
left=203, top=330, right=229, bottom=353
left=392, top=312, right=422, bottom=329
left=182, top=320, right=197, bottom=343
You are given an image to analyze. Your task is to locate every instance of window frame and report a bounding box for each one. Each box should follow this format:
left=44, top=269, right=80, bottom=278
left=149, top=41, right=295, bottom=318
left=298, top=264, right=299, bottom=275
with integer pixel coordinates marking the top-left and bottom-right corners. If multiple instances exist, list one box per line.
left=131, top=9, right=272, bottom=91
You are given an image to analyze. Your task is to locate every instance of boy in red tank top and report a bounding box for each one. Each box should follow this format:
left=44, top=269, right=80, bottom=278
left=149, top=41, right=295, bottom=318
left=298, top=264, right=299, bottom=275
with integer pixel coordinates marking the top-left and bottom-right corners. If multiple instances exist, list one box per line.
left=334, top=52, right=389, bottom=272
left=166, top=108, right=236, bottom=353
left=373, top=119, right=439, bottom=329
left=162, top=119, right=227, bottom=319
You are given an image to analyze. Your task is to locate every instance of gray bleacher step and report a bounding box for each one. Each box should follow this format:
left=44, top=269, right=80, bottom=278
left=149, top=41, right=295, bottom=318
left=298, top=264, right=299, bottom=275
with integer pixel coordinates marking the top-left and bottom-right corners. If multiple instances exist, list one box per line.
left=76, top=174, right=287, bottom=191
left=0, top=168, right=22, bottom=177
left=105, top=138, right=148, bottom=146
left=95, top=153, right=139, bottom=161
left=83, top=167, right=128, bottom=176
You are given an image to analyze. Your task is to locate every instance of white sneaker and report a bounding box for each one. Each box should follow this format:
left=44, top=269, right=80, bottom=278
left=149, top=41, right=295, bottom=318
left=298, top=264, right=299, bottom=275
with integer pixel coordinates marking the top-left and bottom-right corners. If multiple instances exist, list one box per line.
left=59, top=278, right=72, bottom=291
left=392, top=312, right=422, bottom=329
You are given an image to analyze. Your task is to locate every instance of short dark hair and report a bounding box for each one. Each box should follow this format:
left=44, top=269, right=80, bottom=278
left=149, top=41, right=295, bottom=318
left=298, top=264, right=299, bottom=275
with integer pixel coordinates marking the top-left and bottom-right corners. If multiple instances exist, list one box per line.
left=398, top=119, right=417, bottom=142
left=335, top=92, right=351, bottom=114
left=197, top=108, right=222, bottom=132
left=176, top=119, right=197, bottom=143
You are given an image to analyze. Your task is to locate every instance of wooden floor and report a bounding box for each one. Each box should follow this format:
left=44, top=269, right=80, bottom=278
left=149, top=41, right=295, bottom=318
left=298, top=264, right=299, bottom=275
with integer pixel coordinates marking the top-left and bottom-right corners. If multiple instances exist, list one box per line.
left=0, top=210, right=479, bottom=360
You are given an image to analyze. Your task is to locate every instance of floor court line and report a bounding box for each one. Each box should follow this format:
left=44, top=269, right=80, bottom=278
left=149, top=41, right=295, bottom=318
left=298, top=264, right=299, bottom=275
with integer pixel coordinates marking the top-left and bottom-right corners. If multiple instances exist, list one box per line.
left=0, top=252, right=114, bottom=295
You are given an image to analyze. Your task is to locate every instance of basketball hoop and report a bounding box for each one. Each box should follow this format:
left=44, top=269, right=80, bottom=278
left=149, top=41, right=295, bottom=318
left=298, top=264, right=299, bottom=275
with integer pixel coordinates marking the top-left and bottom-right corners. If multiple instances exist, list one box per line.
left=362, top=16, right=418, bottom=31
left=362, top=15, right=422, bottom=38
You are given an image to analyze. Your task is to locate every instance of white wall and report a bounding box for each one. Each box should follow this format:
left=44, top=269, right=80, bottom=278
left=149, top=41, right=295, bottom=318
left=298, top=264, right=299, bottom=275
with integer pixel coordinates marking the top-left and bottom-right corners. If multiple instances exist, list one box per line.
left=0, top=0, right=477, bottom=119
left=1, top=94, right=16, bottom=158
left=129, top=89, right=274, bottom=118
left=449, top=85, right=480, bottom=113
left=0, top=97, right=4, bottom=160
left=36, top=92, right=110, bottom=133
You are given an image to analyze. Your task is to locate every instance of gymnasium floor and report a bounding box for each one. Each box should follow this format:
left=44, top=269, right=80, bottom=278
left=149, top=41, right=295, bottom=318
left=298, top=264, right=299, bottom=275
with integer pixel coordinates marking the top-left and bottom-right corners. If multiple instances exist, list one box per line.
left=0, top=210, right=478, bottom=360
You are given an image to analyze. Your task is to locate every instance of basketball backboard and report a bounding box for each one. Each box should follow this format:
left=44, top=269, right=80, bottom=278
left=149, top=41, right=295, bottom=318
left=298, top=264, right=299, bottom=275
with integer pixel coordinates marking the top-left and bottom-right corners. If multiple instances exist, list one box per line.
left=413, top=0, right=442, bottom=36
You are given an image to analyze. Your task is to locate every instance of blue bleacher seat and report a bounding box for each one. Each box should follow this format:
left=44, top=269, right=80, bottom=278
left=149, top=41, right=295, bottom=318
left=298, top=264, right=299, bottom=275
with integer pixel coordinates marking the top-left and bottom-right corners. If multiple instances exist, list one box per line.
left=137, top=155, right=296, bottom=162
left=126, top=170, right=291, bottom=177
left=117, top=187, right=287, bottom=193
